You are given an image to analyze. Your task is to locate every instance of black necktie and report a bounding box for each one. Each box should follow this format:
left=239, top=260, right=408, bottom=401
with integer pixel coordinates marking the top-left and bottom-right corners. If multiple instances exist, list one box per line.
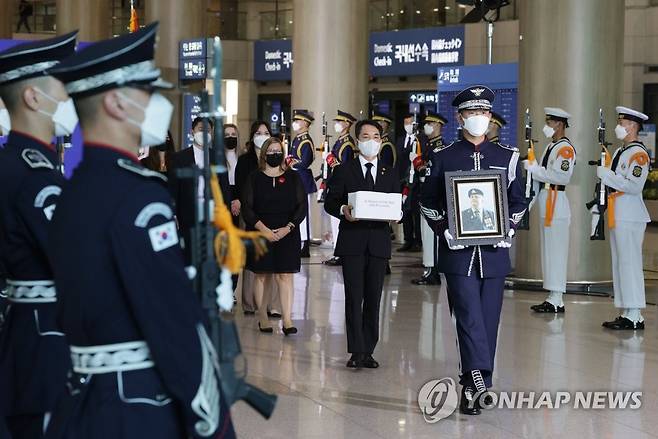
left=365, top=163, right=375, bottom=191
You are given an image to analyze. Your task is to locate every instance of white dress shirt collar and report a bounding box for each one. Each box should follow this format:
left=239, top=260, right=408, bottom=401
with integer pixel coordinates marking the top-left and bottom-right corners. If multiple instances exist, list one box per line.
left=358, top=155, right=378, bottom=184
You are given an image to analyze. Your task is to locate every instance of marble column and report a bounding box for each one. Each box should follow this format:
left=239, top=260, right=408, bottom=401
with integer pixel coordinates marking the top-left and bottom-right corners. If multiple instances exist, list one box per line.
left=56, top=0, right=112, bottom=41
left=514, top=0, right=625, bottom=283
left=145, top=0, right=206, bottom=149
left=0, top=1, right=15, bottom=38
left=291, top=0, right=370, bottom=239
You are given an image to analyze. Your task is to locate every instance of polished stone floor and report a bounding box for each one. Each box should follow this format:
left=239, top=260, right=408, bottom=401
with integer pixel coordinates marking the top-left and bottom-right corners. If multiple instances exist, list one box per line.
left=229, top=226, right=658, bottom=439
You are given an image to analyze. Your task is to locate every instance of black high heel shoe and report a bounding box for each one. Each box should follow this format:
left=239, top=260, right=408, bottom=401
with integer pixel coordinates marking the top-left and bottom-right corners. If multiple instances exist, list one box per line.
left=258, top=322, right=273, bottom=333
left=282, top=326, right=298, bottom=336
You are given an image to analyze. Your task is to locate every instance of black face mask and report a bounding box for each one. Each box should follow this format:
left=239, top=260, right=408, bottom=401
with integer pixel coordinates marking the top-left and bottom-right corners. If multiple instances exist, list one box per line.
left=224, top=136, right=238, bottom=150
left=265, top=152, right=284, bottom=167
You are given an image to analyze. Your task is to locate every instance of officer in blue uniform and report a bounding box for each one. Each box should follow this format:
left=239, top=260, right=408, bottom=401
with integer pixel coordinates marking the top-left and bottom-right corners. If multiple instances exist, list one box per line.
left=0, top=31, right=78, bottom=439
left=420, top=85, right=527, bottom=416
left=412, top=110, right=447, bottom=286
left=290, top=109, right=316, bottom=257
left=486, top=111, right=506, bottom=144
left=329, top=110, right=357, bottom=165
left=374, top=112, right=397, bottom=169
left=44, top=23, right=235, bottom=439
left=324, top=110, right=356, bottom=266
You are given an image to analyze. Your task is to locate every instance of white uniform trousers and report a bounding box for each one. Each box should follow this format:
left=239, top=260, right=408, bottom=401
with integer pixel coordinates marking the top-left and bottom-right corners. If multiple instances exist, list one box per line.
left=610, top=221, right=647, bottom=309
left=330, top=215, right=340, bottom=250
left=539, top=217, right=570, bottom=293
left=421, top=216, right=434, bottom=268
left=300, top=194, right=312, bottom=243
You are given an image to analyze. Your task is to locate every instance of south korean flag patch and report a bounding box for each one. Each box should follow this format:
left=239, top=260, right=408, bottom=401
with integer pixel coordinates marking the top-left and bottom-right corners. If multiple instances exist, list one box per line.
left=148, top=220, right=179, bottom=252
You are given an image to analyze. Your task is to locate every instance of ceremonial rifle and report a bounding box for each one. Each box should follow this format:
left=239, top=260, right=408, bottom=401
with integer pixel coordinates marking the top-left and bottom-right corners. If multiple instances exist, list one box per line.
left=178, top=36, right=277, bottom=421
left=316, top=112, right=331, bottom=202
left=585, top=108, right=612, bottom=240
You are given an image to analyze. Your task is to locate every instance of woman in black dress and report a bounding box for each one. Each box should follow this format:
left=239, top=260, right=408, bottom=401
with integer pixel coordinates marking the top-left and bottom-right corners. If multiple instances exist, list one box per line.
left=241, top=137, right=307, bottom=335
left=234, top=121, right=277, bottom=315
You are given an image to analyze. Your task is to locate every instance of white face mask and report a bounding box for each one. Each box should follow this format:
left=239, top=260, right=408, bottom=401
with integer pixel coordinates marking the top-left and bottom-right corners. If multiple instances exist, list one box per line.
left=292, top=121, right=302, bottom=132
left=462, top=114, right=490, bottom=137
left=0, top=109, right=10, bottom=136
left=404, top=124, right=414, bottom=135
left=615, top=124, right=628, bottom=140
left=193, top=131, right=212, bottom=147
left=35, top=88, right=79, bottom=136
left=423, top=124, right=434, bottom=137
left=542, top=124, right=555, bottom=139
left=253, top=134, right=269, bottom=148
left=358, top=139, right=381, bottom=158
left=121, top=92, right=173, bottom=148
left=334, top=122, right=344, bottom=134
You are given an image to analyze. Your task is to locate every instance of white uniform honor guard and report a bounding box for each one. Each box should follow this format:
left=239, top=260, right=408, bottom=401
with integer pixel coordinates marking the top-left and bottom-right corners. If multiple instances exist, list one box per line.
left=598, top=106, right=650, bottom=330
left=527, top=108, right=576, bottom=313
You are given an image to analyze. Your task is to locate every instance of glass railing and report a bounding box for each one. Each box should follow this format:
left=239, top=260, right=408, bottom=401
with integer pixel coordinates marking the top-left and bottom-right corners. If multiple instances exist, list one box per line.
left=13, top=0, right=57, bottom=34
left=256, top=0, right=518, bottom=40
left=111, top=0, right=145, bottom=37
left=259, top=8, right=293, bottom=40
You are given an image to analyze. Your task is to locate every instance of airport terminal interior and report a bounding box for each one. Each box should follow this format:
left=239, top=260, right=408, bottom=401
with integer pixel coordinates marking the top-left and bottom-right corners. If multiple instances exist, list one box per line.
left=1, top=0, right=658, bottom=438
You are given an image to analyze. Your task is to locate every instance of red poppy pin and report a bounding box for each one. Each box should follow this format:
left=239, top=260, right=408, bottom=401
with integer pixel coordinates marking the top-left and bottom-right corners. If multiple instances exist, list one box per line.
left=278, top=176, right=286, bottom=184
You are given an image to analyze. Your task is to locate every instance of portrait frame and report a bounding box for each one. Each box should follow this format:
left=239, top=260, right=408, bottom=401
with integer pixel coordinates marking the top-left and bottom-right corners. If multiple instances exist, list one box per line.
left=444, top=169, right=510, bottom=247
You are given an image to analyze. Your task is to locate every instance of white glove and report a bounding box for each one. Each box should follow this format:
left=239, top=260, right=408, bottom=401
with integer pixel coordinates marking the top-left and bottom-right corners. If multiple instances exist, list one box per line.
left=494, top=229, right=515, bottom=248
left=523, top=159, right=535, bottom=171
left=597, top=166, right=612, bottom=180
left=216, top=267, right=234, bottom=312
left=409, top=152, right=418, bottom=162
left=444, top=229, right=466, bottom=250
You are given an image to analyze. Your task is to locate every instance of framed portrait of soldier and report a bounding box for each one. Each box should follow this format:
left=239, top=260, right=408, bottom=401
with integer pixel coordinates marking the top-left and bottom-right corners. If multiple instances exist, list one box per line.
left=444, top=169, right=510, bottom=247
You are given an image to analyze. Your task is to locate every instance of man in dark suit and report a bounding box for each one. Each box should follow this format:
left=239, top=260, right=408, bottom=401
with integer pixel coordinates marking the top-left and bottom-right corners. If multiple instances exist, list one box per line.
left=168, top=116, right=231, bottom=264
left=325, top=119, right=400, bottom=369
left=461, top=188, right=496, bottom=232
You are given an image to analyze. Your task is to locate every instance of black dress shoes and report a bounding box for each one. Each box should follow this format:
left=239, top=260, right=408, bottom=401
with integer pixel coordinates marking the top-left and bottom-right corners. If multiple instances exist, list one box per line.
left=267, top=311, right=282, bottom=319
left=346, top=354, right=362, bottom=368
left=409, top=243, right=422, bottom=252
left=530, top=301, right=565, bottom=314
left=362, top=355, right=379, bottom=368
left=459, top=386, right=481, bottom=415
left=282, top=326, right=298, bottom=336
left=323, top=256, right=342, bottom=266
left=397, top=243, right=414, bottom=252
left=602, top=316, right=644, bottom=330
left=411, top=268, right=441, bottom=285
left=258, top=322, right=273, bottom=333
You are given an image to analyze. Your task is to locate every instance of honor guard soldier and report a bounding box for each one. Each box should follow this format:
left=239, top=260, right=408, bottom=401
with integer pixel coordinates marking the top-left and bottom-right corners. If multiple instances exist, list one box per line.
left=374, top=112, right=397, bottom=168
left=397, top=114, right=426, bottom=252
left=324, top=110, right=357, bottom=266
left=412, top=111, right=447, bottom=286
left=597, top=106, right=650, bottom=330
left=487, top=111, right=506, bottom=144
left=527, top=108, right=576, bottom=314
left=289, top=109, right=316, bottom=258
left=420, top=85, right=527, bottom=416
left=0, top=31, right=78, bottom=439
left=44, top=23, right=235, bottom=438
